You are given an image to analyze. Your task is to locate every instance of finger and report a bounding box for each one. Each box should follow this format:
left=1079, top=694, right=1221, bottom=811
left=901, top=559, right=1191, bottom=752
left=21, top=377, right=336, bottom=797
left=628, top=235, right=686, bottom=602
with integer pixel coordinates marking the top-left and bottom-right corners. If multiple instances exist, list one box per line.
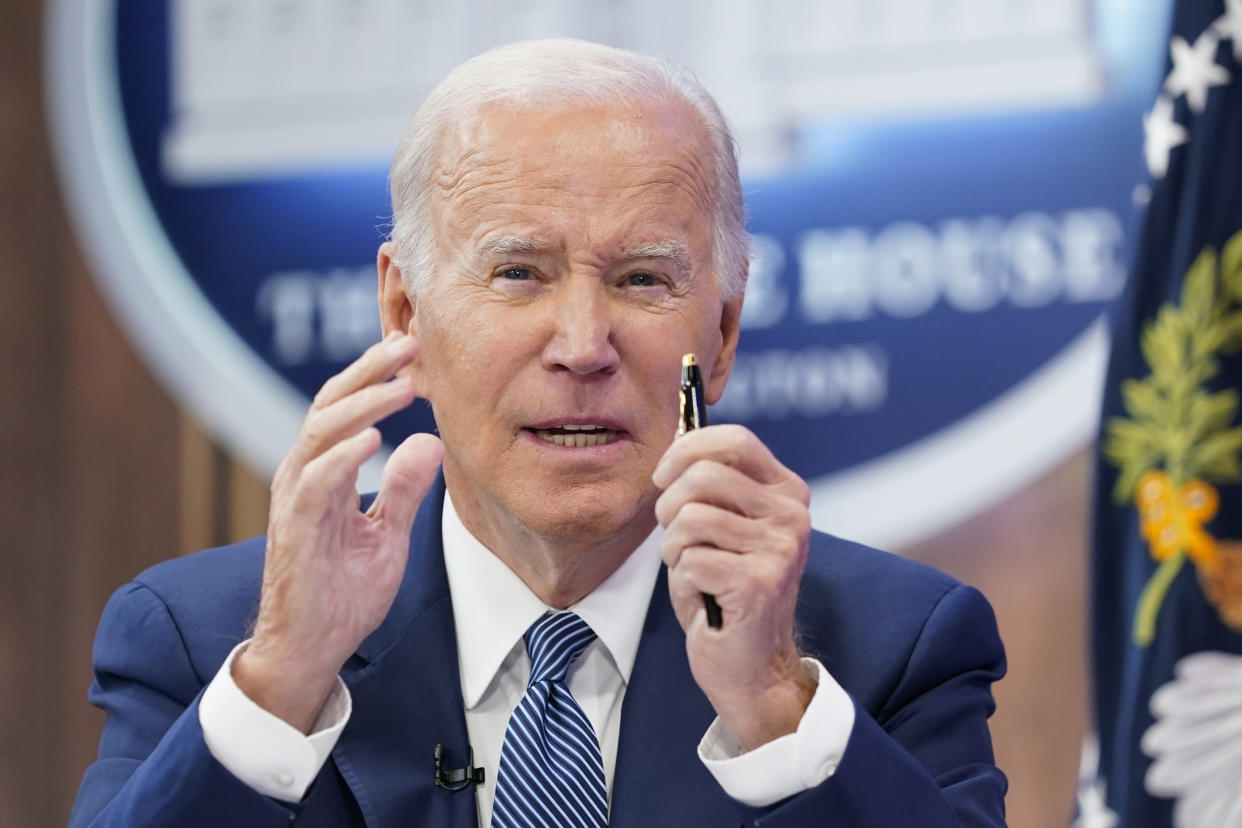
left=295, top=427, right=383, bottom=511
left=369, top=433, right=445, bottom=539
left=667, top=545, right=740, bottom=620
left=660, top=502, right=770, bottom=567
left=312, top=334, right=419, bottom=412
left=290, top=375, right=418, bottom=471
left=654, top=459, right=776, bottom=526
left=653, top=425, right=802, bottom=495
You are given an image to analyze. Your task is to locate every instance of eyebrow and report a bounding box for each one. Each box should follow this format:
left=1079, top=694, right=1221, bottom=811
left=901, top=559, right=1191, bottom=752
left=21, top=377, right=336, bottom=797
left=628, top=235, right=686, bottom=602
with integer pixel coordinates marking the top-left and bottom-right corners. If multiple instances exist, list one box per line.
left=475, top=234, right=691, bottom=273
left=477, top=235, right=551, bottom=257
left=620, top=240, right=690, bottom=272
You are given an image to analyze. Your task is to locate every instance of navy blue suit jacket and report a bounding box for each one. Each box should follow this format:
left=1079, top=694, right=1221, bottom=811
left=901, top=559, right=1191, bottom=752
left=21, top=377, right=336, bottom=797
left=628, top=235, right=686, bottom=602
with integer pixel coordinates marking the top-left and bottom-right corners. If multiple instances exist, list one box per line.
left=70, top=478, right=1007, bottom=826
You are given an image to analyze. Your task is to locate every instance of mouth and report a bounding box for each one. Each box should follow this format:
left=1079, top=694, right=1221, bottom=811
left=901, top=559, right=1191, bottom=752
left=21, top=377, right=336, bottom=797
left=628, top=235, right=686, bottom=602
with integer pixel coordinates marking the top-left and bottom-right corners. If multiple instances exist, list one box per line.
left=526, top=423, right=624, bottom=448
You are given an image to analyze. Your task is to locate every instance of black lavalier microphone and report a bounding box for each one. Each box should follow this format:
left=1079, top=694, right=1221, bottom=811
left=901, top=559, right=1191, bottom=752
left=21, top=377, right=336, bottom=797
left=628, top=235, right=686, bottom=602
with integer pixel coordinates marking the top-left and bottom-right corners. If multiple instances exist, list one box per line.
left=433, top=744, right=485, bottom=792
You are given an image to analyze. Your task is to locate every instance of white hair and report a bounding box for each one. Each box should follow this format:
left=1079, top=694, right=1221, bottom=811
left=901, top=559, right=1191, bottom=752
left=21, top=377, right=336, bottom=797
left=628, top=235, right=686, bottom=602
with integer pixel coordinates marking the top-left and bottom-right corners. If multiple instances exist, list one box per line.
left=387, top=38, right=749, bottom=299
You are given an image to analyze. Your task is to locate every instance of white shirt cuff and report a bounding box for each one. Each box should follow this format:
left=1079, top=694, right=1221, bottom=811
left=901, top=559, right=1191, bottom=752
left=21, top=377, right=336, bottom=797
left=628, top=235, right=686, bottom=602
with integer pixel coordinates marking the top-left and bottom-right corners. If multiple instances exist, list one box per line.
left=198, top=639, right=352, bottom=803
left=698, top=658, right=854, bottom=807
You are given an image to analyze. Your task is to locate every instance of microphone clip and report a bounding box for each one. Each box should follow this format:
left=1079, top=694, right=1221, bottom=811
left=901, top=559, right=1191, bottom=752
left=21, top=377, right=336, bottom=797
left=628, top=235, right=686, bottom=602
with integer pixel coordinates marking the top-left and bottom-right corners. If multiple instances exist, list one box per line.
left=433, top=743, right=485, bottom=792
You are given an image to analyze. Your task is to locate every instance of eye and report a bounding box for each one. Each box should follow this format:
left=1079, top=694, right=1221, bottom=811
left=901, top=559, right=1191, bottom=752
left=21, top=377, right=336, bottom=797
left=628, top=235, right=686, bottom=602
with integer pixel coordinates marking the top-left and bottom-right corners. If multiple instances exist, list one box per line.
left=501, top=267, right=533, bottom=281
left=625, top=272, right=658, bottom=287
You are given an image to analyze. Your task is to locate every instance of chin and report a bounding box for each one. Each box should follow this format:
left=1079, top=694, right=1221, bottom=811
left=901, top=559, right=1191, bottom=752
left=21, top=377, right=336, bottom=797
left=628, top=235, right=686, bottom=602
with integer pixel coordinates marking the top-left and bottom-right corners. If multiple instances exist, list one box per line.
left=513, top=479, right=657, bottom=543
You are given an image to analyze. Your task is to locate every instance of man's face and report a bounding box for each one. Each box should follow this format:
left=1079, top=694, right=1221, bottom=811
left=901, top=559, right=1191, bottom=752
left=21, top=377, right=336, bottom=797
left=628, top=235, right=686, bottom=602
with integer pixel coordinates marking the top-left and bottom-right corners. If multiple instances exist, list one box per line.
left=387, top=98, right=741, bottom=548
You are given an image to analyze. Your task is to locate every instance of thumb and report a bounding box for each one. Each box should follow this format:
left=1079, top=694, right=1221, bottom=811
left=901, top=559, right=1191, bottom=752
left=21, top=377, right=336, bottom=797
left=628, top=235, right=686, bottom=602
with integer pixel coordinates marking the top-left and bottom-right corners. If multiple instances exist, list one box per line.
left=372, top=432, right=444, bottom=537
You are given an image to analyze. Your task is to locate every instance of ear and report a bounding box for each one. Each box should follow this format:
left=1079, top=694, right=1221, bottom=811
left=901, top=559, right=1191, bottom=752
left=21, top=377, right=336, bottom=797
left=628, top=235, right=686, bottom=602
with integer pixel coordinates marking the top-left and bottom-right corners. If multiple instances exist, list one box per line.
left=705, top=292, right=743, bottom=405
left=378, top=241, right=416, bottom=336
left=377, top=241, right=422, bottom=382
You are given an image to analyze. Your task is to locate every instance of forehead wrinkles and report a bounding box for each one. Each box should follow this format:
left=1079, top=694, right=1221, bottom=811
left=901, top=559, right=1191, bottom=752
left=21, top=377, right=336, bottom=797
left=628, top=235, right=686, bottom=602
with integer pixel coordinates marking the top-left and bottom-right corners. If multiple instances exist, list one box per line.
left=432, top=143, right=532, bottom=210
left=432, top=103, right=718, bottom=227
left=613, top=153, right=715, bottom=224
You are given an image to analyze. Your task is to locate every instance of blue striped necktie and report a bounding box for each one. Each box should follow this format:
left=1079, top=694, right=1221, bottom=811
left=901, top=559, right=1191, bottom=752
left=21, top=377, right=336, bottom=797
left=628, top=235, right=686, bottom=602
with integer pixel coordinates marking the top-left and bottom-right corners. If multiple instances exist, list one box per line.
left=490, top=611, right=608, bottom=828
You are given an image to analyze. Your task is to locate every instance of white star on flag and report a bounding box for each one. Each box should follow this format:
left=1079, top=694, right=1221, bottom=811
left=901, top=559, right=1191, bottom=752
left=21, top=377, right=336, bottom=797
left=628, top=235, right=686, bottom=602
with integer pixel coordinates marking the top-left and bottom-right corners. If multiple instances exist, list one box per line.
left=1073, top=778, right=1119, bottom=828
left=1143, top=96, right=1188, bottom=179
left=1166, top=31, right=1230, bottom=113
left=1215, top=0, right=1242, bottom=60
left=1073, top=738, right=1120, bottom=828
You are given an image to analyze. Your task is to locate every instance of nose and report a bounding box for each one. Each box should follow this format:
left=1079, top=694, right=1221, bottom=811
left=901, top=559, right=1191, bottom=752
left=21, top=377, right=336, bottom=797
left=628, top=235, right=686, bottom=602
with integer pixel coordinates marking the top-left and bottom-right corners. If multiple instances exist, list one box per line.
left=541, top=278, right=620, bottom=377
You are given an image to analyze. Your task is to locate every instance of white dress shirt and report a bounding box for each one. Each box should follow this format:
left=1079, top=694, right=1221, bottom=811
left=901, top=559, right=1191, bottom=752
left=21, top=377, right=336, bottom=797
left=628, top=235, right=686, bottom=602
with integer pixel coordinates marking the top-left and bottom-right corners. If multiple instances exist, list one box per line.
left=440, top=491, right=661, bottom=825
left=199, top=493, right=856, bottom=817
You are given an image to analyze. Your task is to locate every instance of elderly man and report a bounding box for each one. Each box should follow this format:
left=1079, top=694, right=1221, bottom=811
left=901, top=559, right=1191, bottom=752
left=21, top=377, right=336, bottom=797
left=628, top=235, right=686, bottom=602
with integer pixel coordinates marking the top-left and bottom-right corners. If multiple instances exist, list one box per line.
left=71, top=40, right=1006, bottom=827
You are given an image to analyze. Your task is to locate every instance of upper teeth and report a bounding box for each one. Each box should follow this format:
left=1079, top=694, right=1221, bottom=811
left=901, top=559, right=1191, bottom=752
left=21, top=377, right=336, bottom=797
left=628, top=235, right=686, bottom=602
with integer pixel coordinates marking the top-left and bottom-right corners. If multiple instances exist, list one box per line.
left=533, top=427, right=616, bottom=447
left=561, top=424, right=603, bottom=431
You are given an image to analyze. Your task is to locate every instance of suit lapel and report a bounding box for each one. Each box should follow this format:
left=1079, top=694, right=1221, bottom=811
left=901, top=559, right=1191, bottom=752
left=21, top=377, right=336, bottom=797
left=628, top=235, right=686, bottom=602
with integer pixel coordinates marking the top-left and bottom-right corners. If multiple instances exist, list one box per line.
left=332, top=478, right=479, bottom=828
left=329, top=480, right=736, bottom=826
left=610, top=568, right=739, bottom=826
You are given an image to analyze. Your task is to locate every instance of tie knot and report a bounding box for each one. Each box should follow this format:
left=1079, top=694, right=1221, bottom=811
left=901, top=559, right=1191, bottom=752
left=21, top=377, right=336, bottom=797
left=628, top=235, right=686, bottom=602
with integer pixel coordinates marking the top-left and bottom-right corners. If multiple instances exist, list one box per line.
left=524, top=612, right=596, bottom=686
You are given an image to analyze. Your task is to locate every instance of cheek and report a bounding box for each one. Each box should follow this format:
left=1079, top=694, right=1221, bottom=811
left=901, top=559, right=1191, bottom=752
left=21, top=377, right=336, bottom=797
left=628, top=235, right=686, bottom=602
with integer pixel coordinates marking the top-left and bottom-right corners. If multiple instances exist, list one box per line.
left=628, top=308, right=714, bottom=366
left=419, top=306, right=518, bottom=406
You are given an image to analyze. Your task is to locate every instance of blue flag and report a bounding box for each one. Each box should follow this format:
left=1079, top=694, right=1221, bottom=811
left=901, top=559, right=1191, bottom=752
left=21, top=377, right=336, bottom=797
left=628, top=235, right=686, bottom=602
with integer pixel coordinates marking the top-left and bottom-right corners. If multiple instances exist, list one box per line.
left=1086, top=1, right=1242, bottom=825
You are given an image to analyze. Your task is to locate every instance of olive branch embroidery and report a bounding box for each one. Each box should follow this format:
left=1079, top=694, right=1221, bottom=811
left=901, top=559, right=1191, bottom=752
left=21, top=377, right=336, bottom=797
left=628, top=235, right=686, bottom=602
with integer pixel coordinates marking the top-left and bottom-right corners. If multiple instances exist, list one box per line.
left=1104, top=229, right=1242, bottom=646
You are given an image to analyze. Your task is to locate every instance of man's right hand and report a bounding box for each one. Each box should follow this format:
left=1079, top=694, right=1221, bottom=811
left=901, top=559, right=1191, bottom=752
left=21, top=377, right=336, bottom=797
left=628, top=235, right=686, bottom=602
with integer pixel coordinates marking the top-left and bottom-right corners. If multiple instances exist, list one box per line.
left=233, top=332, right=443, bottom=733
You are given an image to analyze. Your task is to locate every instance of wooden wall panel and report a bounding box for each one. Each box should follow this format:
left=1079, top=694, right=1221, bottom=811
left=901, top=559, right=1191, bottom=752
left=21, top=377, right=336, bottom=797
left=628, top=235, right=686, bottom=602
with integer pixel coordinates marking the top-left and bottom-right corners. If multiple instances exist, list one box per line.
left=179, top=415, right=270, bottom=556
left=0, top=3, right=253, bottom=823
left=904, top=451, right=1091, bottom=825
left=2, top=2, right=80, bottom=825
left=48, top=257, right=186, bottom=813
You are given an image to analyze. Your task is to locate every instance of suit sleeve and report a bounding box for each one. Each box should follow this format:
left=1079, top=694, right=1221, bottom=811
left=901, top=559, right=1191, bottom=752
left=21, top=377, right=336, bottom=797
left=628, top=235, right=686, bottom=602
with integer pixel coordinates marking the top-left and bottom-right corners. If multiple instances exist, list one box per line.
left=68, top=582, right=300, bottom=828
left=747, top=583, right=1008, bottom=827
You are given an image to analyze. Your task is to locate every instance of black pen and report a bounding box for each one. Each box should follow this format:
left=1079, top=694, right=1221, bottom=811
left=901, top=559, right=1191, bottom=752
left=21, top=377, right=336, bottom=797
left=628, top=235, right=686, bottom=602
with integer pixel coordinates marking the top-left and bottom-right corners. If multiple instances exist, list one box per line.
left=679, top=353, right=724, bottom=629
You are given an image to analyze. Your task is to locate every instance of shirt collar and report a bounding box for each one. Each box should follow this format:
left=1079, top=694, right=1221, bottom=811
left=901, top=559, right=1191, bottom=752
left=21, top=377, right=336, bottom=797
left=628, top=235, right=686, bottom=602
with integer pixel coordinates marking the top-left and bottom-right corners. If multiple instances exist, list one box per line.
left=441, top=491, right=663, bottom=709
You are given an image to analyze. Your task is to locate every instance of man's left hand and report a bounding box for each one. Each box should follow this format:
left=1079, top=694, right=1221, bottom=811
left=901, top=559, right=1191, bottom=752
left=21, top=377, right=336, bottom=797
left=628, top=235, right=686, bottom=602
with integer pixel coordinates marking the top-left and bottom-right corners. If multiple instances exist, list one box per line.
left=653, top=424, right=817, bottom=752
